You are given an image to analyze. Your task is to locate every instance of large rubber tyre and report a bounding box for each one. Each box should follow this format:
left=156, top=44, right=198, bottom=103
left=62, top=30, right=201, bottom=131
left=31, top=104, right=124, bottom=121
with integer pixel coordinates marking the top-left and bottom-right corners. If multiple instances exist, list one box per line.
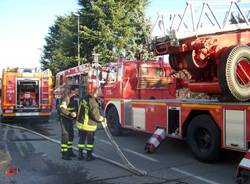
left=169, top=54, right=180, bottom=71
left=106, top=106, right=122, bottom=136
left=187, top=114, right=221, bottom=163
left=184, top=52, right=203, bottom=80
left=218, top=45, right=250, bottom=101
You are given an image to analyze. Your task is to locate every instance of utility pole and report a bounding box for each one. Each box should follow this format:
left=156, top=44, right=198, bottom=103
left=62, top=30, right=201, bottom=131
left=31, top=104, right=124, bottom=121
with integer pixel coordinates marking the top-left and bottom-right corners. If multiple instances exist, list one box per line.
left=93, top=52, right=101, bottom=89
left=73, top=12, right=80, bottom=65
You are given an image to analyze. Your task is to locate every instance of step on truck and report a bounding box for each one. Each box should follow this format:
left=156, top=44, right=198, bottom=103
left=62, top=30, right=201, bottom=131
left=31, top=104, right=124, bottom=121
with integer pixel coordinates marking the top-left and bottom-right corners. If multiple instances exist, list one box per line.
left=1, top=67, right=53, bottom=120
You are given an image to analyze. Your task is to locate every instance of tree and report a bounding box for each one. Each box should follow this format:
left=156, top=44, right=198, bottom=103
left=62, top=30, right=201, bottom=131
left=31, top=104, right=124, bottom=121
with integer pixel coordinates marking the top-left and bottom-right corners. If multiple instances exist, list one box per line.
left=41, top=0, right=152, bottom=75
left=41, top=15, right=79, bottom=76
left=78, top=0, right=151, bottom=63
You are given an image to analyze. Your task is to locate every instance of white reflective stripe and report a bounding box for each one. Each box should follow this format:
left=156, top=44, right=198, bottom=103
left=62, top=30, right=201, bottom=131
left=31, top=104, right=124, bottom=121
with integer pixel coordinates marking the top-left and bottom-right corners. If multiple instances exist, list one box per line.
left=148, top=137, right=160, bottom=147
left=154, top=128, right=166, bottom=139
left=99, top=116, right=104, bottom=122
left=60, top=101, right=67, bottom=109
left=239, top=158, right=250, bottom=169
left=101, top=122, right=107, bottom=128
left=16, top=112, right=39, bottom=116
left=60, top=104, right=67, bottom=109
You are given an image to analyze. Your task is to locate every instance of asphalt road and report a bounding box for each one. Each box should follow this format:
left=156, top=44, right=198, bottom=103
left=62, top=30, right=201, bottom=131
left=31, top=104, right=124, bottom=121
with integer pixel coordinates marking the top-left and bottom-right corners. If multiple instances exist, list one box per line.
left=0, top=110, right=248, bottom=184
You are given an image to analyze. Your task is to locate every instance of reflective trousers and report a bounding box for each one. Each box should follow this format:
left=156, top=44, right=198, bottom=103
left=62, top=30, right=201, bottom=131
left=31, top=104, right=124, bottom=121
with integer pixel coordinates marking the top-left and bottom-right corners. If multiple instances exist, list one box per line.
left=60, top=117, right=74, bottom=153
left=78, top=130, right=95, bottom=151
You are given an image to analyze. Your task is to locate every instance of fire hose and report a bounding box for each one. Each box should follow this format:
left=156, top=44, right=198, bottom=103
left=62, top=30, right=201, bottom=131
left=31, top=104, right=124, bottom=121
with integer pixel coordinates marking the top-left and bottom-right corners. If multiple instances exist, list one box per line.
left=101, top=121, right=147, bottom=176
left=0, top=122, right=147, bottom=176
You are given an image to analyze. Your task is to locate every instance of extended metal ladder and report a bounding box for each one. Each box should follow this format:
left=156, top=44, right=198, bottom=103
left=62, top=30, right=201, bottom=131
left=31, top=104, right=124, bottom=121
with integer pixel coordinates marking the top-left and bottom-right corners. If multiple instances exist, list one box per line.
left=151, top=0, right=250, bottom=42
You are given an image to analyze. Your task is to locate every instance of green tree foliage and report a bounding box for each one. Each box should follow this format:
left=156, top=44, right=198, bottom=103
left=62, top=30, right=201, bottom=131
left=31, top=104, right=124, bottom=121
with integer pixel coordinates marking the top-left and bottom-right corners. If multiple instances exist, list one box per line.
left=78, top=0, right=151, bottom=63
left=41, top=15, right=79, bottom=75
left=41, top=0, right=151, bottom=75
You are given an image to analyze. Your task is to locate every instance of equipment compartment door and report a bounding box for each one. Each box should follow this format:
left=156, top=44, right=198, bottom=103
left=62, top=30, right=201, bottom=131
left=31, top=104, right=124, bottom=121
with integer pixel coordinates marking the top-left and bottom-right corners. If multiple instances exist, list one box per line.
left=132, top=107, right=145, bottom=130
left=167, top=106, right=180, bottom=136
left=224, top=109, right=246, bottom=150
left=16, top=79, right=39, bottom=109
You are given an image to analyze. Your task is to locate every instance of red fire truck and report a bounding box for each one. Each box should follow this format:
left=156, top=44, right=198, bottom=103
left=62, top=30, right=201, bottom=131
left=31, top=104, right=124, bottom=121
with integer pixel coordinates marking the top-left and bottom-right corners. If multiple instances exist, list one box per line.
left=1, top=67, right=53, bottom=120
left=54, top=60, right=176, bottom=108
left=97, top=59, right=250, bottom=182
left=101, top=59, right=248, bottom=158
left=54, top=64, right=91, bottom=111
left=56, top=56, right=250, bottom=181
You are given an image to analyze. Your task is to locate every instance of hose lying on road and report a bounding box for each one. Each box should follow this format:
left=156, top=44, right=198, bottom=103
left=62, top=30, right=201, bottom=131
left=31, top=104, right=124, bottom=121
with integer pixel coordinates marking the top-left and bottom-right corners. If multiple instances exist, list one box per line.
left=0, top=122, right=147, bottom=176
left=101, top=122, right=147, bottom=176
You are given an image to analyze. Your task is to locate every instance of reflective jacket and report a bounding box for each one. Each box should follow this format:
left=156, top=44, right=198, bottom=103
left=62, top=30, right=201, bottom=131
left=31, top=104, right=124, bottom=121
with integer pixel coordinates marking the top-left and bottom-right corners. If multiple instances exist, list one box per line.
left=60, top=95, right=77, bottom=120
left=76, top=95, right=104, bottom=132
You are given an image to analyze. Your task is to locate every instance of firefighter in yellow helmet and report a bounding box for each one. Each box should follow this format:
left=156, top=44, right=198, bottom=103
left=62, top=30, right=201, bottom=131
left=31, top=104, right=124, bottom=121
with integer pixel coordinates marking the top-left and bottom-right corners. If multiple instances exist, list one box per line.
left=76, top=88, right=106, bottom=161
left=59, top=87, right=78, bottom=160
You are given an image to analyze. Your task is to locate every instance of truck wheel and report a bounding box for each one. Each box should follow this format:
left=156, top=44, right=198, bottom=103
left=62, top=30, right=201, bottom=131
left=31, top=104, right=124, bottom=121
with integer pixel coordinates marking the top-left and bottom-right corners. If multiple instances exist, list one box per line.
left=169, top=54, right=180, bottom=71
left=187, top=114, right=221, bottom=163
left=218, top=45, right=250, bottom=101
left=106, top=106, right=122, bottom=136
left=184, top=52, right=203, bottom=80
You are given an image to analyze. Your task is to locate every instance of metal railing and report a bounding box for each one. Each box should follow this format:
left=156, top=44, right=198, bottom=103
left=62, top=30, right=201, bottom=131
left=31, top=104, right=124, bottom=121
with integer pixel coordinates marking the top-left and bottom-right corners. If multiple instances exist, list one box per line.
left=151, top=0, right=250, bottom=40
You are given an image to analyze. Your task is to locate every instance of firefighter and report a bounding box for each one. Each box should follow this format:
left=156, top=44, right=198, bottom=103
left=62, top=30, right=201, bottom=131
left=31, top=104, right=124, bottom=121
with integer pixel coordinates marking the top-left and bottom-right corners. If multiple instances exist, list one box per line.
left=76, top=88, right=106, bottom=161
left=59, top=87, right=78, bottom=160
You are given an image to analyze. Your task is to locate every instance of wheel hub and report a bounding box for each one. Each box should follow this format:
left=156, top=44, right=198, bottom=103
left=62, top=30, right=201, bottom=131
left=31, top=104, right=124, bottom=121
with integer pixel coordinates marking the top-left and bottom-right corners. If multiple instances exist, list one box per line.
left=236, top=57, right=250, bottom=86
left=195, top=128, right=211, bottom=150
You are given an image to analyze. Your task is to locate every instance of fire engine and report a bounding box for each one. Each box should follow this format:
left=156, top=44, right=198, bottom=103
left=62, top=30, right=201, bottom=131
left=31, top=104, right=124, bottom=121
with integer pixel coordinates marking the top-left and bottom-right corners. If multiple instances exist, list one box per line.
left=1, top=67, right=53, bottom=120
left=54, top=60, right=176, bottom=109
left=54, top=64, right=91, bottom=111
left=100, top=58, right=248, bottom=159
left=56, top=56, right=250, bottom=181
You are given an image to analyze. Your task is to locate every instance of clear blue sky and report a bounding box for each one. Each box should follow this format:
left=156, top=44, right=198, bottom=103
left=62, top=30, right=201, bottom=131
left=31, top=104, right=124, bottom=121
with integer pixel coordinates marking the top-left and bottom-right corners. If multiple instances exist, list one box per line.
left=0, top=0, right=185, bottom=74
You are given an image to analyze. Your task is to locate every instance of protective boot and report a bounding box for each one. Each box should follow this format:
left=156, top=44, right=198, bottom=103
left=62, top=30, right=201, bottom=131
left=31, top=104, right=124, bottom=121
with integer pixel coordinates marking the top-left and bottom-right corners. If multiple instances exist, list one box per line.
left=68, top=148, right=77, bottom=157
left=78, top=149, right=84, bottom=160
left=62, top=151, right=71, bottom=160
left=86, top=150, right=95, bottom=161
